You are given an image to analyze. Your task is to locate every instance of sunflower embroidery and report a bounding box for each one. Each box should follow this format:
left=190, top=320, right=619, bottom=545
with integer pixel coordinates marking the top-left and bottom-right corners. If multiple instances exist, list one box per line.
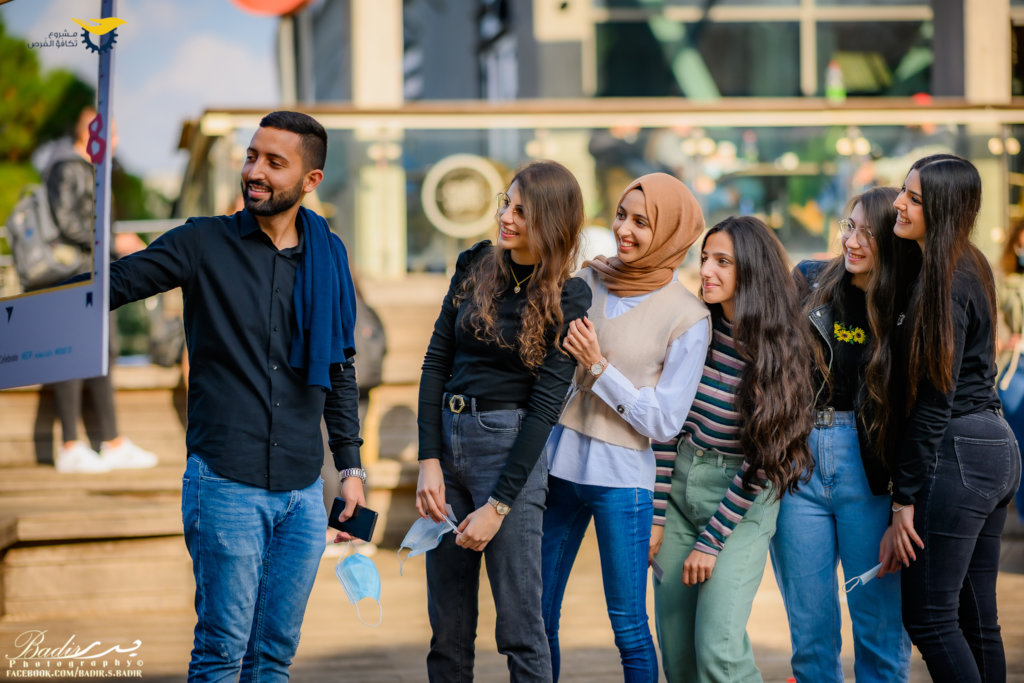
left=834, top=321, right=866, bottom=344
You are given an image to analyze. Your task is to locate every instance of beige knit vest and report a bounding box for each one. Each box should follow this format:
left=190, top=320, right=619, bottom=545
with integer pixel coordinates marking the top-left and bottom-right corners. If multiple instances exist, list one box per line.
left=559, top=267, right=709, bottom=450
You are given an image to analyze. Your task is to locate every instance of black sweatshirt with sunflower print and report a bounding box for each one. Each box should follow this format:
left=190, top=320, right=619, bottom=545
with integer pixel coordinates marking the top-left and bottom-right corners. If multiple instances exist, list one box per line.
left=830, top=278, right=869, bottom=411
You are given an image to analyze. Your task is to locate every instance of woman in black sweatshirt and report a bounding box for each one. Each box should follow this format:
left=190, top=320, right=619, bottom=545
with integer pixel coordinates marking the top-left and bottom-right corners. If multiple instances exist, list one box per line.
left=415, top=160, right=591, bottom=682
left=879, top=154, right=1020, bottom=683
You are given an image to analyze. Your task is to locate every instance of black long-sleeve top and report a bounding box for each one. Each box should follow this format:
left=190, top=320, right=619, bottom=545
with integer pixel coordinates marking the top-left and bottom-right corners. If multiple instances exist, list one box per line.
left=106, top=211, right=363, bottom=490
left=417, top=241, right=592, bottom=505
left=893, top=264, right=1000, bottom=505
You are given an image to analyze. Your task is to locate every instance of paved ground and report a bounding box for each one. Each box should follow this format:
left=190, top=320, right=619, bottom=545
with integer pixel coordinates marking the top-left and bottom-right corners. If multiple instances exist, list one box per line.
left=3, top=524, right=1024, bottom=682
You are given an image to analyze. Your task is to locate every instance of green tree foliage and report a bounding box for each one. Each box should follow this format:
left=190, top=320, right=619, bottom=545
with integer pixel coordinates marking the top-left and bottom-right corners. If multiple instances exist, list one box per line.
left=0, top=15, right=96, bottom=162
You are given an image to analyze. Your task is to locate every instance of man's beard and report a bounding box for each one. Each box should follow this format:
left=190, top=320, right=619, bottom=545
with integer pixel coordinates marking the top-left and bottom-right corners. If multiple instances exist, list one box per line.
left=242, top=179, right=304, bottom=216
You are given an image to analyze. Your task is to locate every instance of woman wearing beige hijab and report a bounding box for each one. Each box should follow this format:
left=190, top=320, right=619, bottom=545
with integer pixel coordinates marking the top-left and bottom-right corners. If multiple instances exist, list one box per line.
left=541, top=173, right=710, bottom=682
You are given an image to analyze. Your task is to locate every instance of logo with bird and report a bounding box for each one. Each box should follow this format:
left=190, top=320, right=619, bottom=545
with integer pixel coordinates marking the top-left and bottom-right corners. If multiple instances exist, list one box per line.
left=72, top=17, right=125, bottom=54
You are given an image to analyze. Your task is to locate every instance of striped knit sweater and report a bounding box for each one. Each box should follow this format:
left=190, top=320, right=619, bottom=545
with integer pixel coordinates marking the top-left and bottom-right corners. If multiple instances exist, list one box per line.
left=653, top=317, right=763, bottom=556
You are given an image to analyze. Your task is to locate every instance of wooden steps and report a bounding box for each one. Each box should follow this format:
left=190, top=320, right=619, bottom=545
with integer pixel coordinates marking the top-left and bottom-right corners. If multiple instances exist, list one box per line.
left=0, top=276, right=444, bottom=620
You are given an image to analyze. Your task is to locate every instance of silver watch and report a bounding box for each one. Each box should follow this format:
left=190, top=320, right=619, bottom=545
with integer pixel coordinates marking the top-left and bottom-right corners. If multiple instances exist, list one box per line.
left=338, top=467, right=367, bottom=484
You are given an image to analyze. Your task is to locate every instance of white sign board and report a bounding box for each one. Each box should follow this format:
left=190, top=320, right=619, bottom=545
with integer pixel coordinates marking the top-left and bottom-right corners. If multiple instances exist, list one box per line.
left=0, top=0, right=116, bottom=391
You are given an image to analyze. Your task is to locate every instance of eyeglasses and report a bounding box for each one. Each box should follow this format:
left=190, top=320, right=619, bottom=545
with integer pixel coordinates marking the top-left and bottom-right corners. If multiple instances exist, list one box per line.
left=496, top=192, right=526, bottom=226
left=838, top=219, right=874, bottom=242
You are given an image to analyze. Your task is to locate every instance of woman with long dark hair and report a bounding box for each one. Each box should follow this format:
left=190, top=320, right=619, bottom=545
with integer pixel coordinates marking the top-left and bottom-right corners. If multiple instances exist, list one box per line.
left=769, top=187, right=912, bottom=682
left=541, top=173, right=710, bottom=682
left=415, top=160, right=592, bottom=682
left=653, top=216, right=814, bottom=682
left=879, top=154, right=1020, bottom=683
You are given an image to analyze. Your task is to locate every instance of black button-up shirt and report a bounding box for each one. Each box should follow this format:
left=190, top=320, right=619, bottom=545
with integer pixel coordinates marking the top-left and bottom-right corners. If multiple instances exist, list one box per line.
left=107, top=210, right=362, bottom=490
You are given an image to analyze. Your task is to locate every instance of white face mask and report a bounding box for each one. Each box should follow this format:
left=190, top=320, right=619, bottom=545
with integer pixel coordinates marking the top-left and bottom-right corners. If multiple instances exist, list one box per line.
left=397, top=505, right=459, bottom=575
left=843, top=562, right=883, bottom=593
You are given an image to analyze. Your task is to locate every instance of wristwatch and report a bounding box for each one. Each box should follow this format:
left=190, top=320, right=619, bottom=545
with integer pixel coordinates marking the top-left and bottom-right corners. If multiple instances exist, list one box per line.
left=339, top=467, right=367, bottom=484
left=589, top=358, right=608, bottom=378
left=487, top=496, right=511, bottom=516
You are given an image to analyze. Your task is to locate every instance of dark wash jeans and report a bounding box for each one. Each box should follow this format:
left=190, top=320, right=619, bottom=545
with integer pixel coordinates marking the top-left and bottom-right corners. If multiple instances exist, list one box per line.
left=426, top=404, right=552, bottom=683
left=902, top=409, right=1022, bottom=683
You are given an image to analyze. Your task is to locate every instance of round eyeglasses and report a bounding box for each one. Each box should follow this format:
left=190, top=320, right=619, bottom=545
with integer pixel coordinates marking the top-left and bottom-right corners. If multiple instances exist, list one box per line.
left=496, top=192, right=526, bottom=226
left=838, top=219, right=874, bottom=241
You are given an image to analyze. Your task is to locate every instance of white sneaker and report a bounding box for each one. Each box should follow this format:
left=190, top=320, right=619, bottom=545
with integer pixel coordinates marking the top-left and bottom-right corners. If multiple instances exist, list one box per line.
left=56, top=442, right=112, bottom=473
left=100, top=438, right=159, bottom=469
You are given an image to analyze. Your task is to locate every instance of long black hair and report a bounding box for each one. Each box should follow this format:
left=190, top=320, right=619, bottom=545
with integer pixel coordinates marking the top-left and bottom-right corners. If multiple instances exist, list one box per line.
left=701, top=216, right=814, bottom=495
left=900, top=154, right=995, bottom=409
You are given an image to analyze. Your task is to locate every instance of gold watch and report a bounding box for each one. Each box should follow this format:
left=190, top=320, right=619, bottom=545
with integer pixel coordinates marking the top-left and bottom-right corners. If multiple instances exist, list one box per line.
left=589, top=358, right=608, bottom=378
left=487, top=496, right=511, bottom=516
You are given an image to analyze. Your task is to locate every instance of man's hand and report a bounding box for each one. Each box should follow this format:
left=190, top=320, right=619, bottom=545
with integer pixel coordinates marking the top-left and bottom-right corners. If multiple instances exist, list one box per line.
left=416, top=458, right=447, bottom=522
left=682, top=548, right=717, bottom=586
left=649, top=524, right=665, bottom=565
left=455, top=503, right=505, bottom=552
left=330, top=474, right=366, bottom=544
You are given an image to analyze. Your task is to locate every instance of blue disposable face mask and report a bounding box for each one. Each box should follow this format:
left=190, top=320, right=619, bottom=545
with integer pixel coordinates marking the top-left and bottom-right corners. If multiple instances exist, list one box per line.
left=843, top=562, right=882, bottom=593
left=335, top=548, right=382, bottom=627
left=397, top=504, right=459, bottom=575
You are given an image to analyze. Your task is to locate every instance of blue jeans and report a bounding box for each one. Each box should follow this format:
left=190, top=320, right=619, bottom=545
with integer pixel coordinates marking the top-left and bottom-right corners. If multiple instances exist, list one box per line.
left=769, top=412, right=910, bottom=683
left=182, top=455, right=326, bottom=683
left=426, top=405, right=551, bottom=683
left=901, top=409, right=1021, bottom=683
left=541, top=476, right=658, bottom=683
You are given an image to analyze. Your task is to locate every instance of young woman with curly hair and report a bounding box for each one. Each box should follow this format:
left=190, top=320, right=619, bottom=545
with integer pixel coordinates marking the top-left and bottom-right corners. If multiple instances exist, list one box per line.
left=879, top=154, right=1020, bottom=683
left=540, top=173, right=710, bottom=682
left=415, top=160, right=592, bottom=682
left=652, top=216, right=814, bottom=683
left=769, top=187, right=913, bottom=682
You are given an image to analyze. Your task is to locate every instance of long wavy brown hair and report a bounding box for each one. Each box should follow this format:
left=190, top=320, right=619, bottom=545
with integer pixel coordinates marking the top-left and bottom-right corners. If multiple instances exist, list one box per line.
left=702, top=216, right=815, bottom=496
left=456, top=160, right=584, bottom=370
left=799, top=187, right=913, bottom=461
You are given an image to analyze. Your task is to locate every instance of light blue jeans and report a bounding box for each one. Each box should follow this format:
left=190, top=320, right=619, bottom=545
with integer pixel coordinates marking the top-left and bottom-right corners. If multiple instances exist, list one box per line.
left=182, top=455, right=327, bottom=683
left=541, top=476, right=658, bottom=683
left=769, top=412, right=910, bottom=683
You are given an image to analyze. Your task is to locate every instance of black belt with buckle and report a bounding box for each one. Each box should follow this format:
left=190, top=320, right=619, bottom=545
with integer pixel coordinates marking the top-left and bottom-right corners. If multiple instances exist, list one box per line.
left=444, top=393, right=526, bottom=414
left=814, top=406, right=835, bottom=428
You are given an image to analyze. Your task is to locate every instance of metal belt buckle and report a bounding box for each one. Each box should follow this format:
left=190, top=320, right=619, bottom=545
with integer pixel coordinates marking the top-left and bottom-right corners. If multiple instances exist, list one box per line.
left=448, top=394, right=466, bottom=414
left=815, top=406, right=835, bottom=428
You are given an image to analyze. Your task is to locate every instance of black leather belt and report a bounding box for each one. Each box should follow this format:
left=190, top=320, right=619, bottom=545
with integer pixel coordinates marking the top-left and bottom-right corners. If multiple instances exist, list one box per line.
left=444, top=393, right=526, bottom=414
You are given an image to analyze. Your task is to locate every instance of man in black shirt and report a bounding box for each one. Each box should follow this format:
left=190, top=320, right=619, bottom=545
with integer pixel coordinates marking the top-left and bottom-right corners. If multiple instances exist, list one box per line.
left=106, top=111, right=365, bottom=680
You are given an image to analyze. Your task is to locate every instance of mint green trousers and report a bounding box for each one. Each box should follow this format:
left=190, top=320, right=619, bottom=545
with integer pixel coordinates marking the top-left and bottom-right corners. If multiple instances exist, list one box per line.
left=653, top=440, right=779, bottom=683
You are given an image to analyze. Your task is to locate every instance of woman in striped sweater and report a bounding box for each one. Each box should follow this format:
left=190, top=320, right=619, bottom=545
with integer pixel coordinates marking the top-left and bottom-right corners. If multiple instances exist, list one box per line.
left=652, top=216, right=814, bottom=683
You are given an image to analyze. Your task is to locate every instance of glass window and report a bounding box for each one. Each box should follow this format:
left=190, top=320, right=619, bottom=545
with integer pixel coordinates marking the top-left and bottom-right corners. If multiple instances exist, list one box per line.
left=816, top=0, right=929, bottom=5
left=596, top=21, right=799, bottom=97
left=1014, top=25, right=1024, bottom=96
left=816, top=21, right=932, bottom=96
left=594, top=0, right=796, bottom=6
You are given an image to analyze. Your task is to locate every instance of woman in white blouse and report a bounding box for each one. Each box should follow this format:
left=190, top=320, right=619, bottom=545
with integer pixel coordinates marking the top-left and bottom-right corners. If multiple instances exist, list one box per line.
left=540, top=173, right=710, bottom=683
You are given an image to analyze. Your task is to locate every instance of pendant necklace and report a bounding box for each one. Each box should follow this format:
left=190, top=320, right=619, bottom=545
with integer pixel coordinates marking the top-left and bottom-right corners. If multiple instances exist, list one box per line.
left=511, top=267, right=535, bottom=294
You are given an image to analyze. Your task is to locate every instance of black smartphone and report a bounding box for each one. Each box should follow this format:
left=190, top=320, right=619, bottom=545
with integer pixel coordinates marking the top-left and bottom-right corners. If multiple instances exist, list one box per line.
left=328, top=498, right=378, bottom=542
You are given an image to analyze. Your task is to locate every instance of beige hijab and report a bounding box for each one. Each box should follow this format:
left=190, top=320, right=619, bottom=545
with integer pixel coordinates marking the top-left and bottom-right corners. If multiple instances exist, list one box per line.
left=586, top=173, right=705, bottom=297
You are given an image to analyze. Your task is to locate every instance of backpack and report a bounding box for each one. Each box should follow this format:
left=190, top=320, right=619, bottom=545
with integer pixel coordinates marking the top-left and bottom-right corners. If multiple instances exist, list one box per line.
left=5, top=184, right=85, bottom=291
left=353, top=295, right=387, bottom=397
